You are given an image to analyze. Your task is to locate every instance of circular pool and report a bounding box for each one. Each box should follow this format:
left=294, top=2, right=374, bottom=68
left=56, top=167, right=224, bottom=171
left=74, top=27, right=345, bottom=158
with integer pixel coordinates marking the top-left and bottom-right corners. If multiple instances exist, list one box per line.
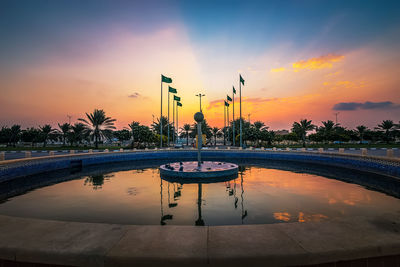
left=1, top=159, right=399, bottom=226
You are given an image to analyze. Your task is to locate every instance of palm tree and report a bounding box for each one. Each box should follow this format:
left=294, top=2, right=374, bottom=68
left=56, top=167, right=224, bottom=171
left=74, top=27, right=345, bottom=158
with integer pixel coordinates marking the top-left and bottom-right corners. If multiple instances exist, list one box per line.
left=71, top=123, right=86, bottom=145
left=9, top=125, right=21, bottom=147
left=39, top=124, right=57, bottom=147
left=78, top=109, right=116, bottom=148
left=58, top=123, right=71, bottom=146
left=151, top=116, right=174, bottom=146
left=377, top=120, right=394, bottom=144
left=356, top=125, right=367, bottom=143
left=212, top=127, right=220, bottom=146
left=292, top=119, right=315, bottom=147
left=181, top=123, right=191, bottom=146
left=319, top=120, right=335, bottom=143
left=128, top=121, right=140, bottom=148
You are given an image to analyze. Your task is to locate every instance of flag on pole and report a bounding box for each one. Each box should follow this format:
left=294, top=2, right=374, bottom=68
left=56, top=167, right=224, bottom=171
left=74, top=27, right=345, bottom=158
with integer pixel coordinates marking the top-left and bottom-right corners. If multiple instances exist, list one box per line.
left=168, top=86, right=177, bottom=93
left=174, top=95, right=181, bottom=101
left=177, top=102, right=182, bottom=107
left=224, top=101, right=230, bottom=107
left=240, top=75, right=245, bottom=85
left=233, top=86, right=236, bottom=94
left=227, top=95, right=232, bottom=101
left=162, top=75, right=172, bottom=83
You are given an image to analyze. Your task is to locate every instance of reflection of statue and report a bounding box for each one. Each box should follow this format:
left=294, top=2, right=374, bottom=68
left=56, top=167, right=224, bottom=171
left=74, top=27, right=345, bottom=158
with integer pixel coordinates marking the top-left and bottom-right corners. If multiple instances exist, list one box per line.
left=195, top=183, right=205, bottom=226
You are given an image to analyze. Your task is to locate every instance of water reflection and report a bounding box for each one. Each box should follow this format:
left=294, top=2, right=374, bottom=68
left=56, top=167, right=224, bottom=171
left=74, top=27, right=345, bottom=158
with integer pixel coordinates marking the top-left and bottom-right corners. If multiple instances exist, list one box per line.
left=1, top=165, right=400, bottom=226
left=84, top=174, right=114, bottom=190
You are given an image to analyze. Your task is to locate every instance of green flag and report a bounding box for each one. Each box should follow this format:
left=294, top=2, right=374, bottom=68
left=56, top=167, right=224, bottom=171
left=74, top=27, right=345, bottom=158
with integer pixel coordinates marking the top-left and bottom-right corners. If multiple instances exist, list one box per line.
left=224, top=101, right=229, bottom=107
left=240, top=74, right=245, bottom=85
left=168, top=86, right=177, bottom=93
left=227, top=95, right=232, bottom=101
left=161, top=74, right=172, bottom=83
left=177, top=102, right=182, bottom=107
left=233, top=86, right=236, bottom=94
left=174, top=95, right=181, bottom=101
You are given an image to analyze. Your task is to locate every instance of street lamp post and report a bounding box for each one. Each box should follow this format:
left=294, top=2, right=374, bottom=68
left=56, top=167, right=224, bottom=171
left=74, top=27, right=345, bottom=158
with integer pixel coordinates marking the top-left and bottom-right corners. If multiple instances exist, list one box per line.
left=195, top=93, right=205, bottom=112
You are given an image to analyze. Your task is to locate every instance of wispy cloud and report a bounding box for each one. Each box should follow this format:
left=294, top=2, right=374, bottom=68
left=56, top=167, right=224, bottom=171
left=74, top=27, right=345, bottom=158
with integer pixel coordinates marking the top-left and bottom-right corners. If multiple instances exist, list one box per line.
left=293, top=54, right=344, bottom=71
left=128, top=92, right=141, bottom=98
left=270, top=67, right=285, bottom=73
left=333, top=101, right=400, bottom=111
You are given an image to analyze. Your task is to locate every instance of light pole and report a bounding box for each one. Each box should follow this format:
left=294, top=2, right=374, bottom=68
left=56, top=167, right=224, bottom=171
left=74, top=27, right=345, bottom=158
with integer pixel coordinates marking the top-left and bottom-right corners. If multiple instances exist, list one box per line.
left=334, top=112, right=340, bottom=125
left=195, top=93, right=205, bottom=112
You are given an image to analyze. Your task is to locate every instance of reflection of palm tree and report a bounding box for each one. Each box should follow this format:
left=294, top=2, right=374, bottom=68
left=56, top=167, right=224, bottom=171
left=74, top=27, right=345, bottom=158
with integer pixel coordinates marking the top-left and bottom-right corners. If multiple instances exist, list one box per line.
left=84, top=174, right=114, bottom=190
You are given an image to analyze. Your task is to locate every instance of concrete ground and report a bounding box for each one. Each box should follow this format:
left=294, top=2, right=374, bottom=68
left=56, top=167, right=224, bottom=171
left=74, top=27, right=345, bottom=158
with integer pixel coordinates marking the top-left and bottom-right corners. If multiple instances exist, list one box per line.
left=0, top=212, right=400, bottom=266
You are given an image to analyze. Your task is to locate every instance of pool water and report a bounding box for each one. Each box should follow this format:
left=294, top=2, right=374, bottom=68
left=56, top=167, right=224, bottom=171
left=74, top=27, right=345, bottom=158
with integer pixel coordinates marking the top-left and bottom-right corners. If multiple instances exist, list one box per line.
left=1, top=163, right=400, bottom=226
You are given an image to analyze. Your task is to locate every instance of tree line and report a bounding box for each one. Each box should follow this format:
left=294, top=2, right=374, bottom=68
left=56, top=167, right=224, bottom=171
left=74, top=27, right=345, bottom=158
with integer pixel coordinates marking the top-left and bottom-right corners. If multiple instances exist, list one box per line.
left=0, top=109, right=399, bottom=148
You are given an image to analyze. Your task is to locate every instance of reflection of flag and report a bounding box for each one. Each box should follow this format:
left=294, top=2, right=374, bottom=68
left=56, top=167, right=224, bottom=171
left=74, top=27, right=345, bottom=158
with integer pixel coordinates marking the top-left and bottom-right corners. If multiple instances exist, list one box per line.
left=162, top=75, right=172, bottom=83
left=168, top=86, right=177, bottom=93
left=174, top=95, right=181, bottom=101
left=240, top=74, right=245, bottom=85
left=227, top=95, right=232, bottom=101
left=224, top=101, right=230, bottom=107
left=177, top=102, right=182, bottom=107
left=233, top=86, right=236, bottom=94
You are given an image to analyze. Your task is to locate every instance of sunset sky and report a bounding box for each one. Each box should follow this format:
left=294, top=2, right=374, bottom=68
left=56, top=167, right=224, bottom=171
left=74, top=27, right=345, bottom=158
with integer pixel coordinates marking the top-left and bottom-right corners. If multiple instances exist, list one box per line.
left=1, top=0, right=399, bottom=130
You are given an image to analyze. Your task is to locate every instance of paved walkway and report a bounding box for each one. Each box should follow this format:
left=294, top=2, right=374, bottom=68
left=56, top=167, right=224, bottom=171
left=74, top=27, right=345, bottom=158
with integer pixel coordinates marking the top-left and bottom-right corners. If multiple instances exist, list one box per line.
left=1, top=147, right=399, bottom=161
left=0, top=212, right=400, bottom=266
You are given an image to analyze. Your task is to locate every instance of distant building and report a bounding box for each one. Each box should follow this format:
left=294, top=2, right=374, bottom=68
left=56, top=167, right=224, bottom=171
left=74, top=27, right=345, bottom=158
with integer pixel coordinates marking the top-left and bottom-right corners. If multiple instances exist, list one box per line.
left=275, top=130, right=289, bottom=136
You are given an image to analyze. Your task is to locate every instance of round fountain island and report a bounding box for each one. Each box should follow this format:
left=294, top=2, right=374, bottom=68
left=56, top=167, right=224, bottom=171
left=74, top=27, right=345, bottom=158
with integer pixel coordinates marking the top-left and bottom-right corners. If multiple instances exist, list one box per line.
left=160, top=161, right=239, bottom=182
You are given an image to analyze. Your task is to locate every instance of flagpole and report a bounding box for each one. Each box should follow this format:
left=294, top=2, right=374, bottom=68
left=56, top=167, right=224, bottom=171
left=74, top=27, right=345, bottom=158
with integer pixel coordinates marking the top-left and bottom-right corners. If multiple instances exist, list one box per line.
left=167, top=90, right=170, bottom=146
left=173, top=98, right=175, bottom=144
left=240, top=75, right=242, bottom=148
left=227, top=104, right=230, bottom=145
left=233, top=87, right=235, bottom=146
left=160, top=76, right=163, bottom=148
left=176, top=104, right=179, bottom=143
left=224, top=102, right=226, bottom=146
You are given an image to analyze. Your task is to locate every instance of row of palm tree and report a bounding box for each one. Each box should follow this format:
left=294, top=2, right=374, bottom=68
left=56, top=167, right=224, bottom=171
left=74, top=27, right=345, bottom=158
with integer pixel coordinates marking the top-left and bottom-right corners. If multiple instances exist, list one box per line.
left=0, top=108, right=399, bottom=148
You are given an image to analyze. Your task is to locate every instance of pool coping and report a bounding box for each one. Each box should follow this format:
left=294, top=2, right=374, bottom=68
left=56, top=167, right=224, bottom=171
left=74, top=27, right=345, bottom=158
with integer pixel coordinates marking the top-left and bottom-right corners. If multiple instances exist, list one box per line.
left=1, top=149, right=400, bottom=266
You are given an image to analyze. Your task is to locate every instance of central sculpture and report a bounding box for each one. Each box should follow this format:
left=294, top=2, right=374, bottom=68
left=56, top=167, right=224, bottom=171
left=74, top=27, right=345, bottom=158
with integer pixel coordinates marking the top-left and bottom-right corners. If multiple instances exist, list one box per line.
left=159, top=112, right=238, bottom=182
left=194, top=111, right=204, bottom=167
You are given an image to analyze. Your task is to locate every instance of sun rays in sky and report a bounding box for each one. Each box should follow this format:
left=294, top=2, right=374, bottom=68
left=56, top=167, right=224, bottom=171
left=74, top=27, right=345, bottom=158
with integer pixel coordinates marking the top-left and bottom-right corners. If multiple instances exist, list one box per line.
left=0, top=0, right=399, bottom=129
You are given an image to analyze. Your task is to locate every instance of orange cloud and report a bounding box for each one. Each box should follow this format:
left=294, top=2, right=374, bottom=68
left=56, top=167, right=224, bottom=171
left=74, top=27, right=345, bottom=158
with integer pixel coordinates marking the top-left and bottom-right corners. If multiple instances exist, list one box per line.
left=206, top=97, right=278, bottom=111
left=270, top=67, right=286, bottom=73
left=323, top=80, right=367, bottom=89
left=292, top=54, right=344, bottom=71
